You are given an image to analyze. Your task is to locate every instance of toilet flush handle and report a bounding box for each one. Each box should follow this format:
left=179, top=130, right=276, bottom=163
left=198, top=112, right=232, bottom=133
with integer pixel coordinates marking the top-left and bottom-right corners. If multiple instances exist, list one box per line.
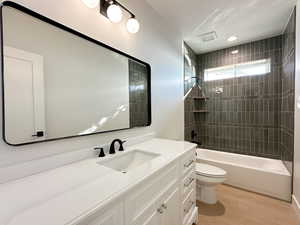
left=184, top=159, right=194, bottom=168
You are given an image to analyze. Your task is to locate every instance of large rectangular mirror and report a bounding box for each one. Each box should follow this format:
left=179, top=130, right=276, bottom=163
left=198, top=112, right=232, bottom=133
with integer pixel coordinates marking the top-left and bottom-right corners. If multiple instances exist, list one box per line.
left=1, top=2, right=151, bottom=146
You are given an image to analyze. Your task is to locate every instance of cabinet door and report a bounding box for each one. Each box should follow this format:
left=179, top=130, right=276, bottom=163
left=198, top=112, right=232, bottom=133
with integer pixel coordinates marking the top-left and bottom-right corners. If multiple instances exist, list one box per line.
left=161, top=187, right=180, bottom=225
left=134, top=209, right=161, bottom=225
left=125, top=163, right=178, bottom=225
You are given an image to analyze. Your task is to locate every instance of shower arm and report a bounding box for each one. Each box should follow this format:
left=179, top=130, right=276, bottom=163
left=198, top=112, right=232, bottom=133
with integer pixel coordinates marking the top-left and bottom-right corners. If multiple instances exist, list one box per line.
left=191, top=76, right=202, bottom=90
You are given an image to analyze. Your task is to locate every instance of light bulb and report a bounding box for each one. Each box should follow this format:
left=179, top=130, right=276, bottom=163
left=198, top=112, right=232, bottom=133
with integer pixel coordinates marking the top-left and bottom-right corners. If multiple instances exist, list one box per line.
left=227, top=36, right=237, bottom=42
left=126, top=18, right=140, bottom=34
left=81, top=0, right=98, bottom=8
left=107, top=4, right=123, bottom=23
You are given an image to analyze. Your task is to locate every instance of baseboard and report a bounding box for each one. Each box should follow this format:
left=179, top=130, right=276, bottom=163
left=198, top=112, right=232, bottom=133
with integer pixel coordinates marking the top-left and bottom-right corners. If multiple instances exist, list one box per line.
left=292, top=195, right=300, bottom=219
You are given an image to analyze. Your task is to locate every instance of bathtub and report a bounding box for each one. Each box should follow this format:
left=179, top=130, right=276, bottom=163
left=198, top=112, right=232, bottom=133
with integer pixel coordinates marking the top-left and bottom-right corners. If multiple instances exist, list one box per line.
left=196, top=148, right=291, bottom=201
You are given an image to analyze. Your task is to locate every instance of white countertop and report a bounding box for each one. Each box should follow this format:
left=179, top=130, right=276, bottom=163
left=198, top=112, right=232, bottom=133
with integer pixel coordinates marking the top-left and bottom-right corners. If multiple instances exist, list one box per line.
left=0, top=138, right=196, bottom=225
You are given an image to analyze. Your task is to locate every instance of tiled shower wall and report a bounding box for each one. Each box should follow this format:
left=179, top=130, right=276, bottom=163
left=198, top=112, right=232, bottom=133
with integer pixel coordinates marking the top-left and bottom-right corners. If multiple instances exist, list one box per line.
left=128, top=59, right=149, bottom=127
left=281, top=9, right=296, bottom=173
left=184, top=18, right=295, bottom=161
left=195, top=36, right=283, bottom=159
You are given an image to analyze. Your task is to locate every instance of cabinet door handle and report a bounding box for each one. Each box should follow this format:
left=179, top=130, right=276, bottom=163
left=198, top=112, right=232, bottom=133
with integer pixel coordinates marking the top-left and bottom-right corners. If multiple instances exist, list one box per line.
left=184, top=159, right=194, bottom=168
left=161, top=203, right=167, bottom=209
left=184, top=178, right=195, bottom=187
left=157, top=207, right=164, bottom=214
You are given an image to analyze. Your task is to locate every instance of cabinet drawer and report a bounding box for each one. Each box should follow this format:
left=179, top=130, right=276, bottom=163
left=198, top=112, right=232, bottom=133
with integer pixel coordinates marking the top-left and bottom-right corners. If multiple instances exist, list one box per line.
left=125, top=162, right=179, bottom=225
left=182, top=189, right=196, bottom=223
left=181, top=150, right=195, bottom=176
left=182, top=169, right=195, bottom=200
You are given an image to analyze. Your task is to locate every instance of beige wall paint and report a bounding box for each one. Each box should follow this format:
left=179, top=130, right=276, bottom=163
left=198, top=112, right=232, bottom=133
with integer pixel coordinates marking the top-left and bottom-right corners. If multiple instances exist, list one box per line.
left=0, top=0, right=184, bottom=174
left=294, top=0, right=300, bottom=209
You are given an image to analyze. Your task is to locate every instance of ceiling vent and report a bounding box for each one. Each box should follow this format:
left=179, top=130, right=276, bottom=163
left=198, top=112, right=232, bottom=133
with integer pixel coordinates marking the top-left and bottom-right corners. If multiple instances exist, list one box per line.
left=198, top=31, right=217, bottom=42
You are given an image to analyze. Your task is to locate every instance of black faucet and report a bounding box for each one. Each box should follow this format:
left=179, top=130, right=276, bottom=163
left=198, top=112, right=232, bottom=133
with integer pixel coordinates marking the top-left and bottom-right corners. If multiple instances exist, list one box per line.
left=109, top=139, right=126, bottom=154
left=94, top=147, right=105, bottom=157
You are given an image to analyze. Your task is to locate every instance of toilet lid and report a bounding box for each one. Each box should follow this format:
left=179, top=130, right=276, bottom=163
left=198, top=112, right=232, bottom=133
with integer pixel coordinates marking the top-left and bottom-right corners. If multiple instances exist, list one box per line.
left=195, top=163, right=226, bottom=178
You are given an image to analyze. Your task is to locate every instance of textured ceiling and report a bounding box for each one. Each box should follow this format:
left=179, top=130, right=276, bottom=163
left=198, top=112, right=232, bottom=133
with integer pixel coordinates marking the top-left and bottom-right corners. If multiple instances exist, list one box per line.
left=145, top=0, right=297, bottom=53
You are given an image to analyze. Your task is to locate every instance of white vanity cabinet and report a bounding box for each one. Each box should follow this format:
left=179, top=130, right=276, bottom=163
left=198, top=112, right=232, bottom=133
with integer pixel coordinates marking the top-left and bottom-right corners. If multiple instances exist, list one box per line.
left=160, top=186, right=181, bottom=225
left=77, top=202, right=124, bottom=225
left=77, top=147, right=197, bottom=225
left=126, top=184, right=180, bottom=225
left=180, top=150, right=198, bottom=225
left=124, top=162, right=180, bottom=225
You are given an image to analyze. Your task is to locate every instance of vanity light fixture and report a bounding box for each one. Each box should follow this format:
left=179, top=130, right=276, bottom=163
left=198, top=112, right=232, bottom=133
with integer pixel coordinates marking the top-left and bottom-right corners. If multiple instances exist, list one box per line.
left=100, top=0, right=140, bottom=33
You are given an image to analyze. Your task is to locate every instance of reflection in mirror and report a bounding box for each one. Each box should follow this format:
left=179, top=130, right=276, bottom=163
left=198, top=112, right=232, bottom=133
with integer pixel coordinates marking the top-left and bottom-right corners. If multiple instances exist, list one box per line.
left=1, top=4, right=150, bottom=145
left=129, top=60, right=149, bottom=127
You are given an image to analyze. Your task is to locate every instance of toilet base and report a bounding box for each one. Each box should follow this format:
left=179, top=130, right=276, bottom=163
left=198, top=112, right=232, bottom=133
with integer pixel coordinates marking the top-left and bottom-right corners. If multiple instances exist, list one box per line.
left=197, top=184, right=217, bottom=204
left=195, top=163, right=227, bottom=205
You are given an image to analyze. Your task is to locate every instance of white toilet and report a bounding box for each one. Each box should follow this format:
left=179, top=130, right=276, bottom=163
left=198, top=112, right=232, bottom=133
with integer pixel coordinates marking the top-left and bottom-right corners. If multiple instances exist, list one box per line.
left=195, top=163, right=227, bottom=204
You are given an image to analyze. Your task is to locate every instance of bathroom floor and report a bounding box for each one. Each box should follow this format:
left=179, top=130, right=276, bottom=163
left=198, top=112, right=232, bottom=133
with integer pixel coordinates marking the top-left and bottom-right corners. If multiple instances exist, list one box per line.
left=197, top=184, right=300, bottom=225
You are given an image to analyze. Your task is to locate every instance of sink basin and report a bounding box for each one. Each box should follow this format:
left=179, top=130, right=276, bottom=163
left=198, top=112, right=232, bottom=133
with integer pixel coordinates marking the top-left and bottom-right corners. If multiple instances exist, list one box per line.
left=97, top=150, right=160, bottom=173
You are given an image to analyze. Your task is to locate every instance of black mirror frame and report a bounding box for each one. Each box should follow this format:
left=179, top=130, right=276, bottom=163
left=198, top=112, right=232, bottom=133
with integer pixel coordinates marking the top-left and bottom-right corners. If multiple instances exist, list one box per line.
left=0, top=1, right=151, bottom=146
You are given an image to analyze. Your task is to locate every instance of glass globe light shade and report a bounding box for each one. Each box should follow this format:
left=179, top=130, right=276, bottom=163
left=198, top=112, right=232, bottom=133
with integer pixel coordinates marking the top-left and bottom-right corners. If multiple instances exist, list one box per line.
left=126, top=18, right=140, bottom=34
left=107, top=4, right=123, bottom=23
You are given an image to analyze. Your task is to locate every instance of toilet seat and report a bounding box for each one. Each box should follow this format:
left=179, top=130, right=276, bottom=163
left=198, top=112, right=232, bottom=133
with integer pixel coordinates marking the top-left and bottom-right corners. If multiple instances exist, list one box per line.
left=195, top=163, right=226, bottom=178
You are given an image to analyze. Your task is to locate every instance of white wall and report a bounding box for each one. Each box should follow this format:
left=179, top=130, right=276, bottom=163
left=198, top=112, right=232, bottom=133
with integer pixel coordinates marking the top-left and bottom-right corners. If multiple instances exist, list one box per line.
left=0, top=0, right=183, bottom=173
left=294, top=0, right=300, bottom=209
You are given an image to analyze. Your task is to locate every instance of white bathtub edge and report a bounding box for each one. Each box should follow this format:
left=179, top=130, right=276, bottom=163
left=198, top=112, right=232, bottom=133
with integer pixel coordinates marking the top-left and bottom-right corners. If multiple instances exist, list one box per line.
left=198, top=158, right=291, bottom=201
left=196, top=149, right=290, bottom=176
left=196, top=149, right=292, bottom=202
left=223, top=180, right=290, bottom=201
left=198, top=157, right=290, bottom=176
left=292, top=195, right=300, bottom=219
